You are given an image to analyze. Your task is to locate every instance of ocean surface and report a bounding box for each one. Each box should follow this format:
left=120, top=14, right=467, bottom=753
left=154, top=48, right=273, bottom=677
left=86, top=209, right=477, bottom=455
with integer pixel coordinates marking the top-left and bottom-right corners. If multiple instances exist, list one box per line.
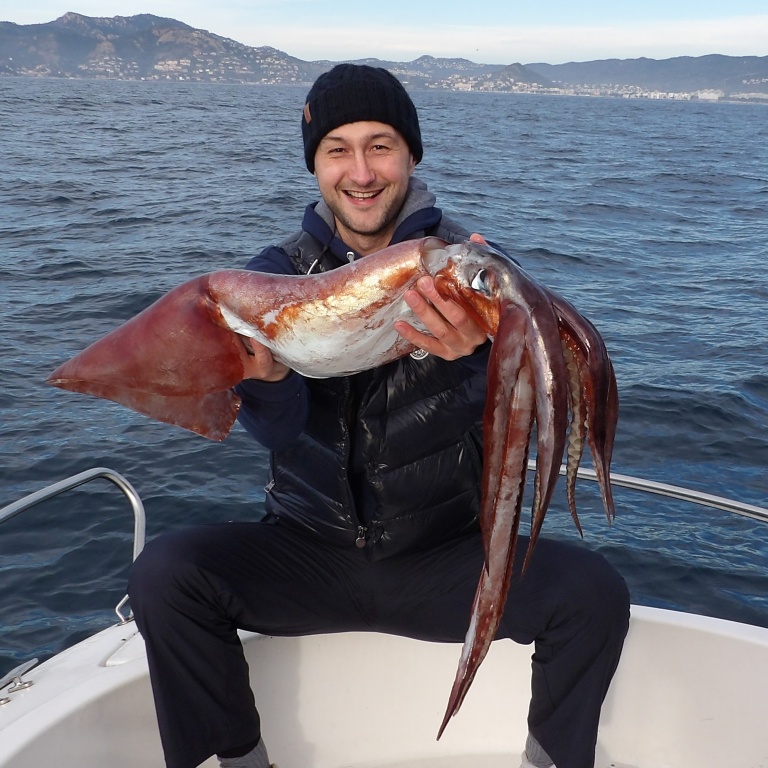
left=1, top=77, right=766, bottom=677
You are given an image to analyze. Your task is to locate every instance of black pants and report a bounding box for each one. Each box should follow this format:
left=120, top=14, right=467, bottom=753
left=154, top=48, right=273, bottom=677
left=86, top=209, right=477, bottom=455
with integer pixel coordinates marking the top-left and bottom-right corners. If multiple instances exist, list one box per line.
left=128, top=520, right=629, bottom=768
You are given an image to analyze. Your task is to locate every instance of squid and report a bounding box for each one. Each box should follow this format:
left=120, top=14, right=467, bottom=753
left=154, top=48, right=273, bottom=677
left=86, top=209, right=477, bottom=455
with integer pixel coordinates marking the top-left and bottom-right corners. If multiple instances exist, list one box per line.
left=47, top=236, right=618, bottom=735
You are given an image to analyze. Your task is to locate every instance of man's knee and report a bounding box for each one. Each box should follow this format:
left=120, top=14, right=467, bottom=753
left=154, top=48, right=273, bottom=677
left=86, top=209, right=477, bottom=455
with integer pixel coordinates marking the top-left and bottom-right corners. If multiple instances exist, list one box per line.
left=588, top=550, right=629, bottom=634
left=563, top=546, right=630, bottom=648
left=128, top=529, right=207, bottom=619
left=532, top=541, right=630, bottom=648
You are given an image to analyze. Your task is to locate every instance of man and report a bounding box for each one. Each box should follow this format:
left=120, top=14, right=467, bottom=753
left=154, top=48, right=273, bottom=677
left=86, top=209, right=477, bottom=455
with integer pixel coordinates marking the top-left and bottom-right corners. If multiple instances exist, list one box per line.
left=128, top=64, right=629, bottom=768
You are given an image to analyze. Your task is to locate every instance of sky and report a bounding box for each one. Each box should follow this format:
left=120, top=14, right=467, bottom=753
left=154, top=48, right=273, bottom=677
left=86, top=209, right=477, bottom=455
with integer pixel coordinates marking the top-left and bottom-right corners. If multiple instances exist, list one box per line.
left=3, top=1, right=768, bottom=65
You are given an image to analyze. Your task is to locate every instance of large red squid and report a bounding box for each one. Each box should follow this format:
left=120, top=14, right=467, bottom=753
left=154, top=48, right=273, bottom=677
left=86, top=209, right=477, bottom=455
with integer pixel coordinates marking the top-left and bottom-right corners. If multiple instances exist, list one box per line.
left=47, top=237, right=618, bottom=736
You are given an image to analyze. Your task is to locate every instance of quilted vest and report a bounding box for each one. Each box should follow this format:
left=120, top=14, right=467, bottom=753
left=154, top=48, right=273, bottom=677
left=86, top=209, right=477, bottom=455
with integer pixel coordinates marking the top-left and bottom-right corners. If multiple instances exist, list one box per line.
left=265, top=217, right=487, bottom=559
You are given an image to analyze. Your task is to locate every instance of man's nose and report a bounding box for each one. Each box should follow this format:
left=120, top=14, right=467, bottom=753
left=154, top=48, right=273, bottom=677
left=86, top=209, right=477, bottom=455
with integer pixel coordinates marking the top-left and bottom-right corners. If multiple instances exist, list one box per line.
left=348, top=152, right=376, bottom=185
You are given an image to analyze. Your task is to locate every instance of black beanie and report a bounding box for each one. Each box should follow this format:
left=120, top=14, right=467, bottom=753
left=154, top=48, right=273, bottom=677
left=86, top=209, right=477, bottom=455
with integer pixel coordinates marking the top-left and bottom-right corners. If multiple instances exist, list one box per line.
left=301, top=64, right=423, bottom=173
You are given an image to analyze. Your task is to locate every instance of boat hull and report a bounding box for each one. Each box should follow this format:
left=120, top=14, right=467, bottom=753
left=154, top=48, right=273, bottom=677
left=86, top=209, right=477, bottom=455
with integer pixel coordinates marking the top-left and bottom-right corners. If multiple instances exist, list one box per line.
left=1, top=606, right=767, bottom=768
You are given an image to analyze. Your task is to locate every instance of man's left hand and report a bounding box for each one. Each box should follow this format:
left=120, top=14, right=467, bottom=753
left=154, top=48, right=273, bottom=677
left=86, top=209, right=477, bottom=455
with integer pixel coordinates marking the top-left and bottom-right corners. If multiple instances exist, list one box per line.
left=393, top=233, right=489, bottom=360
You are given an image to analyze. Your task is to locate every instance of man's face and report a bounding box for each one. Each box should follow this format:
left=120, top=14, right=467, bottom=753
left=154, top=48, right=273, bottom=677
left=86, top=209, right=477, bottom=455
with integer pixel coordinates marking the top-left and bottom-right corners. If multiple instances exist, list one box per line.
left=313, top=121, right=416, bottom=256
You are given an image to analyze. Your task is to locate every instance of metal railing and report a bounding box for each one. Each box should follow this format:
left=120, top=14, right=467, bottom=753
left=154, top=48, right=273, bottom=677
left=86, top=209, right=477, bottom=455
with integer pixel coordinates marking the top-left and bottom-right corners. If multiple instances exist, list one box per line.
left=0, top=467, right=146, bottom=559
left=1, top=461, right=765, bottom=624
left=0, top=467, right=146, bottom=623
left=528, top=460, right=768, bottom=524
left=2, top=464, right=765, bottom=564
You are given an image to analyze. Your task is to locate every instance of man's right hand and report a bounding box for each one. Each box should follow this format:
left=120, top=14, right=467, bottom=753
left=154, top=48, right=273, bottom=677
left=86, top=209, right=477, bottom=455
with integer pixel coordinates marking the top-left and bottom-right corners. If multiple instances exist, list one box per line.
left=238, top=336, right=291, bottom=382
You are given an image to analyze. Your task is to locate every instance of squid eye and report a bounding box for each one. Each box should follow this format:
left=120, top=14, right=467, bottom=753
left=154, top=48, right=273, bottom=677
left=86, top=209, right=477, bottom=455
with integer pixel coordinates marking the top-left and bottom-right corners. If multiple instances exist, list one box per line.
left=470, top=268, right=491, bottom=296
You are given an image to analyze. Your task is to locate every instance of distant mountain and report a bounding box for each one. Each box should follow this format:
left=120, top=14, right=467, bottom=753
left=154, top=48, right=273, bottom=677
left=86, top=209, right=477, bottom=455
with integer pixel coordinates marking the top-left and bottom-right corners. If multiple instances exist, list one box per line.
left=340, top=54, right=507, bottom=80
left=0, top=13, right=516, bottom=86
left=0, top=13, right=766, bottom=98
left=0, top=12, right=327, bottom=82
left=474, top=62, right=553, bottom=88
left=527, top=55, right=768, bottom=95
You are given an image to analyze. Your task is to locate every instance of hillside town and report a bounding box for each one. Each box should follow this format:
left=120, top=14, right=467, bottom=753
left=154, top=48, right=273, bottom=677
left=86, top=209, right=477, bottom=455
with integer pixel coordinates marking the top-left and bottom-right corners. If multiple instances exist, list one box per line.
left=73, top=56, right=768, bottom=102
left=9, top=51, right=761, bottom=102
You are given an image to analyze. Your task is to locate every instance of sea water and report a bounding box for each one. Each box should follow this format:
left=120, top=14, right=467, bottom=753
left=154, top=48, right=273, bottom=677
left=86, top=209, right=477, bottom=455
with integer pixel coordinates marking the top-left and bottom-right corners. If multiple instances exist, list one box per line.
left=0, top=77, right=766, bottom=675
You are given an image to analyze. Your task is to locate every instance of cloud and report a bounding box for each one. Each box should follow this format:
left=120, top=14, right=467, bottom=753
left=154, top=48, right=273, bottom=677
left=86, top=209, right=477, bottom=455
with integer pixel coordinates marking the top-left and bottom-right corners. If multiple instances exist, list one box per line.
left=235, top=15, right=768, bottom=64
left=6, top=6, right=768, bottom=64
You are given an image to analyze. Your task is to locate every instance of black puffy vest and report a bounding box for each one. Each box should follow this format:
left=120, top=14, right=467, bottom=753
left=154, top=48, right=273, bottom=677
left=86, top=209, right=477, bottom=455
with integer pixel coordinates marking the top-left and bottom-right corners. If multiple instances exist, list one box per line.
left=265, top=219, right=488, bottom=560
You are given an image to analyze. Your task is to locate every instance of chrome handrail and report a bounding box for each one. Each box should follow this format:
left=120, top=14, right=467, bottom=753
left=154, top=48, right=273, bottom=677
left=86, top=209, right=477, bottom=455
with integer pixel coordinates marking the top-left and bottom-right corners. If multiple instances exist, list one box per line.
left=528, top=460, right=768, bottom=524
left=0, top=467, right=146, bottom=560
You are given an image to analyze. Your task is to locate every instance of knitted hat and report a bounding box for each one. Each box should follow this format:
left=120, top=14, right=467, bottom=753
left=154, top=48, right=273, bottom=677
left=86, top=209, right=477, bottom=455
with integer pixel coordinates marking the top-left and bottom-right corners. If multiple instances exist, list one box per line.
left=301, top=64, right=423, bottom=173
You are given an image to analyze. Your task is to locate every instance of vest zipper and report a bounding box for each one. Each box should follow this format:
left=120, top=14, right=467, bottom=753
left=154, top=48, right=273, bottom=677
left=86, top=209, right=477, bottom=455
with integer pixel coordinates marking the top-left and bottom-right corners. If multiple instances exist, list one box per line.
left=340, top=377, right=365, bottom=547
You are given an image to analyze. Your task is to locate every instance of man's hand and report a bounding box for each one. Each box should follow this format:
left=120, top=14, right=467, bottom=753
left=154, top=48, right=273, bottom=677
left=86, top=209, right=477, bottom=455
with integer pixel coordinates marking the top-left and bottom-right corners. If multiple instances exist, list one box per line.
left=393, top=233, right=489, bottom=361
left=238, top=336, right=291, bottom=382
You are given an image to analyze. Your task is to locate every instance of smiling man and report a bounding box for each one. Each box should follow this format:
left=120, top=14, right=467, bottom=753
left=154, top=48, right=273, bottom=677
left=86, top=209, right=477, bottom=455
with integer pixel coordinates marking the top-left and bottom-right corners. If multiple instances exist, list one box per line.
left=302, top=65, right=422, bottom=255
left=128, top=64, right=629, bottom=768
left=313, top=120, right=415, bottom=253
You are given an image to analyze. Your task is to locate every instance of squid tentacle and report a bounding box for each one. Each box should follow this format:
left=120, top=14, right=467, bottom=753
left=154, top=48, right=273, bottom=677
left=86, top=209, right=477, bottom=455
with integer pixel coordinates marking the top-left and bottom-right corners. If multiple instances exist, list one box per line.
left=520, top=294, right=570, bottom=572
left=438, top=278, right=574, bottom=734
left=478, top=304, right=527, bottom=562
left=435, top=251, right=616, bottom=739
left=438, top=349, right=535, bottom=738
left=549, top=290, right=618, bottom=521
left=561, top=335, right=587, bottom=536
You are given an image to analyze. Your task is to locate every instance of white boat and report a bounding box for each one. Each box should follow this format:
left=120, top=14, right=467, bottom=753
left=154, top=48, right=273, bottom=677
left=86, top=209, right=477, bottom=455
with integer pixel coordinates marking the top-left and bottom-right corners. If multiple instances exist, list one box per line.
left=1, top=467, right=767, bottom=768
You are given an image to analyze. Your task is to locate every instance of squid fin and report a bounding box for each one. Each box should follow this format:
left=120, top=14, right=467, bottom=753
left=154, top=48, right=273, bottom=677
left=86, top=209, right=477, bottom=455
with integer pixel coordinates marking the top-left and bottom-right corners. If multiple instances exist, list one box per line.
left=47, top=274, right=246, bottom=441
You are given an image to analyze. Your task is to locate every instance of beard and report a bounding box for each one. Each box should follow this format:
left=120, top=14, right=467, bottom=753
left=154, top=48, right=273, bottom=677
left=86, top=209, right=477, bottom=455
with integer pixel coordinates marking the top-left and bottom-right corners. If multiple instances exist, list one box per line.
left=327, top=191, right=406, bottom=241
